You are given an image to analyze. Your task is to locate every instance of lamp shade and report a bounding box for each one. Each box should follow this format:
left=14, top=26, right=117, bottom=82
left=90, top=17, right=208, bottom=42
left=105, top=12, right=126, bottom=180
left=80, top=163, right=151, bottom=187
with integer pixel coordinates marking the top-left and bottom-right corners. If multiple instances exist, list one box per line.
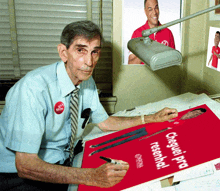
left=128, top=37, right=182, bottom=71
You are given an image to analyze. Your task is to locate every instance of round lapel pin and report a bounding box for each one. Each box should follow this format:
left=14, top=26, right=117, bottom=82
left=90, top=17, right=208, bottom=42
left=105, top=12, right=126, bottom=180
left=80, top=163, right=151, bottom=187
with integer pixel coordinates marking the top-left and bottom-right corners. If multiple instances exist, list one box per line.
left=54, top=101, right=65, bottom=114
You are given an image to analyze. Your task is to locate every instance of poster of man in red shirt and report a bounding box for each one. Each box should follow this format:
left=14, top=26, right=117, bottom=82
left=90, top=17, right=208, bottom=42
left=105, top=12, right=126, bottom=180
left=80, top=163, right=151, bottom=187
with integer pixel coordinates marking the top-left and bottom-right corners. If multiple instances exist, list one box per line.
left=206, top=27, right=220, bottom=71
left=123, top=0, right=182, bottom=65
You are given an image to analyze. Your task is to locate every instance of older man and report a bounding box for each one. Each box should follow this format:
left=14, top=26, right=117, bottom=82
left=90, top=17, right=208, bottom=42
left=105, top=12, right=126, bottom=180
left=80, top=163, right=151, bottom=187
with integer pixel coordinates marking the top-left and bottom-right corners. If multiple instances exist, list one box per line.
left=0, top=20, right=177, bottom=191
left=128, top=0, right=176, bottom=64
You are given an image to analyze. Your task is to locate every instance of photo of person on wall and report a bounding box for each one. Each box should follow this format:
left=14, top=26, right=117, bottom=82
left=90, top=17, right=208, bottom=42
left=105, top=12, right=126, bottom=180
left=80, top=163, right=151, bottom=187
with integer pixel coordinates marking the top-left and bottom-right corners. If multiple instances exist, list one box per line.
left=128, top=0, right=176, bottom=65
left=206, top=27, right=220, bottom=72
left=123, top=0, right=181, bottom=65
left=208, top=31, right=220, bottom=70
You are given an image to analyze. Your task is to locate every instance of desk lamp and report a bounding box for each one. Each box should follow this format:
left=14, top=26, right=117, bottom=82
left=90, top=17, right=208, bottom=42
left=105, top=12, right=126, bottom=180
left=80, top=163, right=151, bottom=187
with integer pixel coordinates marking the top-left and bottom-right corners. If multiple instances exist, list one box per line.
left=127, top=4, right=220, bottom=71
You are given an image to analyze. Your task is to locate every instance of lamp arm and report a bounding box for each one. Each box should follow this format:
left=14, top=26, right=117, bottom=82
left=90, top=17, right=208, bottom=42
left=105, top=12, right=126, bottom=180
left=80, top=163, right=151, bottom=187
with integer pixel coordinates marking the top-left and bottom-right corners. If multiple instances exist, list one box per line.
left=142, top=4, right=220, bottom=37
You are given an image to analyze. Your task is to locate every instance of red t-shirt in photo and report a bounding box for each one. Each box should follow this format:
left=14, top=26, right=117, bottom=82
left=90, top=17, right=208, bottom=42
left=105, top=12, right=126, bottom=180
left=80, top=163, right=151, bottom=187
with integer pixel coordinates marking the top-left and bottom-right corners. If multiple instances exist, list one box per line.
left=131, top=21, right=176, bottom=65
left=211, top=46, right=220, bottom=68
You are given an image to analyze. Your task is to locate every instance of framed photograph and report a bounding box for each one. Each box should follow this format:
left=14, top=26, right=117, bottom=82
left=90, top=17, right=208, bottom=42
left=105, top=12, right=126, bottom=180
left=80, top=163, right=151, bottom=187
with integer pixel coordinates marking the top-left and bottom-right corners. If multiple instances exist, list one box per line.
left=209, top=0, right=220, bottom=20
left=206, top=27, right=220, bottom=72
left=122, top=0, right=182, bottom=65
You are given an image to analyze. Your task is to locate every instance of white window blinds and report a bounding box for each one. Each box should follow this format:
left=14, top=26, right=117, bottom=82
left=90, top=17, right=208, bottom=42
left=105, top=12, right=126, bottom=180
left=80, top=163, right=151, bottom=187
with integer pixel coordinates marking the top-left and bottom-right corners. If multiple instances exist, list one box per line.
left=15, top=0, right=87, bottom=77
left=92, top=0, right=113, bottom=94
left=0, top=0, right=113, bottom=95
left=0, top=0, right=14, bottom=79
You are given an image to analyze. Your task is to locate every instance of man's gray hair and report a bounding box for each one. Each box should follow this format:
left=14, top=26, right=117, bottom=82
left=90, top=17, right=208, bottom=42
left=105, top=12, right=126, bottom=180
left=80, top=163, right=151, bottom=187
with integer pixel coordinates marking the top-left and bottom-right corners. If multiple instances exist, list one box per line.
left=60, top=20, right=103, bottom=49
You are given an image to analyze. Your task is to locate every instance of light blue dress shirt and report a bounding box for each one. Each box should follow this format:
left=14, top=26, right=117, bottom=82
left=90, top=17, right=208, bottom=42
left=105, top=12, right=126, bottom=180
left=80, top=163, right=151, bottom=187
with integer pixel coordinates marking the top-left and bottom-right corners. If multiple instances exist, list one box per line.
left=0, top=61, right=109, bottom=172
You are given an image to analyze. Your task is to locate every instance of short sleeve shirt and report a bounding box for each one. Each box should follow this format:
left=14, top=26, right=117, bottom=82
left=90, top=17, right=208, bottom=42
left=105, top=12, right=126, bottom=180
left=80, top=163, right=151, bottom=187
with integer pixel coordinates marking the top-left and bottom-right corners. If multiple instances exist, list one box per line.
left=0, top=61, right=109, bottom=172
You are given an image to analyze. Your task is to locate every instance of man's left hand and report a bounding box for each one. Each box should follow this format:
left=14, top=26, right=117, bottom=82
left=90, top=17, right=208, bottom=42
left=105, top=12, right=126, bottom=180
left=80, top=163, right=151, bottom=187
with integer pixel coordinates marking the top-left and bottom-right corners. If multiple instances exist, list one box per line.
left=148, top=107, right=178, bottom=123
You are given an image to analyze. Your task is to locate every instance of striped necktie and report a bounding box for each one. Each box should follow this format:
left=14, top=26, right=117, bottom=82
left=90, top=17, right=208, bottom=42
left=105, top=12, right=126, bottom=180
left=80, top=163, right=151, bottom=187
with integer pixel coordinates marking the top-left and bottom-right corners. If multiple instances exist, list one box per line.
left=69, top=87, right=79, bottom=166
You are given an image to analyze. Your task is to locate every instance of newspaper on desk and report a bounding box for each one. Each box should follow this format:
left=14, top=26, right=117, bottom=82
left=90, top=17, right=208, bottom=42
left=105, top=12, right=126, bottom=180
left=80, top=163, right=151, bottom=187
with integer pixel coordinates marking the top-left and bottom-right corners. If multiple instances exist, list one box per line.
left=175, top=170, right=220, bottom=191
left=114, top=92, right=220, bottom=119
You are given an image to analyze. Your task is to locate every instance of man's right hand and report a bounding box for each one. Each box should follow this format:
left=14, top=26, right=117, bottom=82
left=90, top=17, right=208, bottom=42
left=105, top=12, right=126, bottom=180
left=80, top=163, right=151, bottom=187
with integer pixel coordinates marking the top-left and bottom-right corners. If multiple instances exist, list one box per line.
left=90, top=160, right=129, bottom=188
left=16, top=152, right=129, bottom=187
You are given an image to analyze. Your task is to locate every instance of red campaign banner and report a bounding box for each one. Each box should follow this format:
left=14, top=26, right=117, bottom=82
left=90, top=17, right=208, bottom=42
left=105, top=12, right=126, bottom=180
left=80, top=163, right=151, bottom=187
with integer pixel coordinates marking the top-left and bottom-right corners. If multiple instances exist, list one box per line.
left=78, top=104, right=220, bottom=191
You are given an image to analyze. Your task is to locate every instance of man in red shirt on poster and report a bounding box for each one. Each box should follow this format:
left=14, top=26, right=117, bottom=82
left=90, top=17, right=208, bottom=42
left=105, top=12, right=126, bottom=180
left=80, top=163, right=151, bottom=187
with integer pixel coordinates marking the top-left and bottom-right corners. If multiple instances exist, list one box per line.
left=208, top=31, right=220, bottom=69
left=128, top=0, right=176, bottom=65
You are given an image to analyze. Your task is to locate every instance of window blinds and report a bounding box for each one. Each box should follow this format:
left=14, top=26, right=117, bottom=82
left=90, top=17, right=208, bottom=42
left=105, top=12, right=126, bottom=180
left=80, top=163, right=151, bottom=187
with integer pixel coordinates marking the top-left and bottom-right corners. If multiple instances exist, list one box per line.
left=92, top=0, right=113, bottom=93
left=15, top=0, right=87, bottom=77
left=0, top=0, right=113, bottom=94
left=0, top=0, right=14, bottom=79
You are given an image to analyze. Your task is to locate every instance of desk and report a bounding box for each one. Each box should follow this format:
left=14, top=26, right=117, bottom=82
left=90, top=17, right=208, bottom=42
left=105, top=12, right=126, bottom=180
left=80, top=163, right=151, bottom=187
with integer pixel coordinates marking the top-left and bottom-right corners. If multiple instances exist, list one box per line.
left=68, top=92, right=220, bottom=191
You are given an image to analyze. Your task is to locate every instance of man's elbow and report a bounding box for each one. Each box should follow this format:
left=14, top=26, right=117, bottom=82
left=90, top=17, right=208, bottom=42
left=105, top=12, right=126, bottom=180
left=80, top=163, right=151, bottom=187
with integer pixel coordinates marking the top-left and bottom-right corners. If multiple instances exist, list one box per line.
left=16, top=161, right=29, bottom=179
left=97, top=122, right=108, bottom=132
left=16, top=158, right=28, bottom=179
left=97, top=117, right=112, bottom=132
left=15, top=152, right=37, bottom=179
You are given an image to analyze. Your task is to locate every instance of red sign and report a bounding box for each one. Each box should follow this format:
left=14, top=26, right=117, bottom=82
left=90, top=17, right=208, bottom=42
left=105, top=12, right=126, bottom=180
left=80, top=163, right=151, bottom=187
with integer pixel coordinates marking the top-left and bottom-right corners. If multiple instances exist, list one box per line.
left=78, top=104, right=220, bottom=190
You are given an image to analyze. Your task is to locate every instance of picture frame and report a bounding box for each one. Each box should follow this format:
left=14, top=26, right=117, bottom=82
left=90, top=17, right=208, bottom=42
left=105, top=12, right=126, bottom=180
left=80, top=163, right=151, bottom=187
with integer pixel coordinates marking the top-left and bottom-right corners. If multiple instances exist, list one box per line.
left=206, top=26, right=220, bottom=72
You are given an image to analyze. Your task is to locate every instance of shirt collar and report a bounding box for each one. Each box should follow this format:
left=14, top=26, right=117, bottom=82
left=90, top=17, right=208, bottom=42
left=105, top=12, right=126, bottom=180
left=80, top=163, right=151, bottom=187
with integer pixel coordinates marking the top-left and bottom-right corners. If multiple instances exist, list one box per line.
left=146, top=20, right=162, bottom=29
left=57, top=61, right=80, bottom=97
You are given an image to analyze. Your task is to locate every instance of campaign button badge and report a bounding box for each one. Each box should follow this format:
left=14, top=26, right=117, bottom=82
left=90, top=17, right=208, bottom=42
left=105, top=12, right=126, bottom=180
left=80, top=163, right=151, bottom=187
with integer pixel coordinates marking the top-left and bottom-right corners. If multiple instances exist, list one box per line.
left=54, top=101, right=65, bottom=114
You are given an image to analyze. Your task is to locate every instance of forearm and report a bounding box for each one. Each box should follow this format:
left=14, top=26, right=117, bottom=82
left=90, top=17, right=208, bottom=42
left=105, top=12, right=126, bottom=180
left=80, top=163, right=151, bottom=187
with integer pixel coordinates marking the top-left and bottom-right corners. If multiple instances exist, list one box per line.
left=16, top=152, right=129, bottom=188
left=15, top=152, right=94, bottom=185
left=128, top=54, right=142, bottom=64
left=98, top=115, right=158, bottom=132
left=98, top=108, right=178, bottom=132
left=208, top=55, right=213, bottom=65
left=213, top=53, right=220, bottom=59
left=98, top=116, right=142, bottom=131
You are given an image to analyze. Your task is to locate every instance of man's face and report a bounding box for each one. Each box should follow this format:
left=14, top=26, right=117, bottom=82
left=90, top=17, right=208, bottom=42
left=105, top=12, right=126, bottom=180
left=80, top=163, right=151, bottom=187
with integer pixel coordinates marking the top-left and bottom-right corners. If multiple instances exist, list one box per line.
left=180, top=110, right=204, bottom=120
left=214, top=33, right=220, bottom=47
left=65, top=36, right=101, bottom=86
left=144, top=0, right=159, bottom=28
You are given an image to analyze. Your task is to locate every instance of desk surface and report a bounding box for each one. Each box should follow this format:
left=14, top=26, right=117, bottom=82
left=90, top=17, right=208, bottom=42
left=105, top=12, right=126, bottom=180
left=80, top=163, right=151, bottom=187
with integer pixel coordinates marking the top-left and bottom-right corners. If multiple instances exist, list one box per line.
left=70, top=92, right=220, bottom=191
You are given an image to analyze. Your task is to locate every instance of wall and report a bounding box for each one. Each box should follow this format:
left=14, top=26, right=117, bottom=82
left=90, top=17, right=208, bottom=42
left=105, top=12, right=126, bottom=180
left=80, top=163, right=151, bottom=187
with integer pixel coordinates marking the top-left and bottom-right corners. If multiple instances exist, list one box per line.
left=112, top=0, right=182, bottom=112
left=181, top=0, right=208, bottom=94
left=203, top=1, right=220, bottom=94
left=113, top=0, right=220, bottom=112
left=181, top=0, right=220, bottom=95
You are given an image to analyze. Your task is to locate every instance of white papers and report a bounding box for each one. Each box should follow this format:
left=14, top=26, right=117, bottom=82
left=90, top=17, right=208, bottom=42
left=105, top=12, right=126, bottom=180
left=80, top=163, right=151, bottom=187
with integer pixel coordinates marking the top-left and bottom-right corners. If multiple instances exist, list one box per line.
left=112, top=92, right=220, bottom=119
left=175, top=173, right=220, bottom=191
left=121, top=179, right=176, bottom=191
left=148, top=181, right=176, bottom=191
left=172, top=162, right=214, bottom=183
left=121, top=183, right=152, bottom=191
